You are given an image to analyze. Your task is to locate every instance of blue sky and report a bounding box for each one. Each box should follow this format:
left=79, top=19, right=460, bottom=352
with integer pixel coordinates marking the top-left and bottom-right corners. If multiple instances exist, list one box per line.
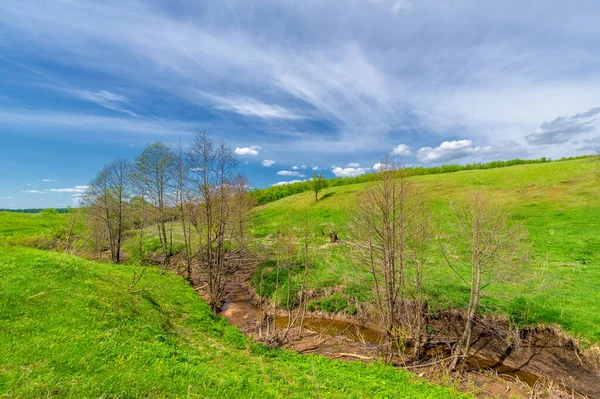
left=1, top=0, right=599, bottom=208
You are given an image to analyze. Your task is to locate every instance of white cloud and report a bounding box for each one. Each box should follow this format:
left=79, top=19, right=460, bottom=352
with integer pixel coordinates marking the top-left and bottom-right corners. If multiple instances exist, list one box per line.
left=417, top=140, right=475, bottom=163
left=271, top=179, right=304, bottom=186
left=24, top=190, right=44, bottom=194
left=391, top=144, right=412, bottom=156
left=312, top=166, right=319, bottom=170
left=301, top=164, right=307, bottom=169
left=277, top=170, right=305, bottom=177
left=292, top=165, right=299, bottom=170
left=45, top=185, right=89, bottom=193
left=417, top=139, right=528, bottom=163
left=262, top=159, right=275, bottom=167
left=332, top=166, right=368, bottom=177
left=372, top=162, right=389, bottom=171
left=347, top=162, right=360, bottom=168
left=234, top=145, right=260, bottom=156
left=42, top=179, right=55, bottom=182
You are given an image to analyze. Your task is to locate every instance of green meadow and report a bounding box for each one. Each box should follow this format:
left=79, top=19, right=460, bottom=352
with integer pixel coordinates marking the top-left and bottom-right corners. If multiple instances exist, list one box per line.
left=1, top=156, right=598, bottom=397
left=250, top=157, right=600, bottom=343
left=0, top=245, right=465, bottom=398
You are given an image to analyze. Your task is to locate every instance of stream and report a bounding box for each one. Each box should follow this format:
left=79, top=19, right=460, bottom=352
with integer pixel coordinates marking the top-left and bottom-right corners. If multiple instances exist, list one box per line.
left=218, top=296, right=546, bottom=390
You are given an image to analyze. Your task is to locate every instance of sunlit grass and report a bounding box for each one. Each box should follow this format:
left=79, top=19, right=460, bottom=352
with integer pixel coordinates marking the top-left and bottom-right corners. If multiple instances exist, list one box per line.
left=0, top=245, right=465, bottom=398
left=250, top=158, right=600, bottom=342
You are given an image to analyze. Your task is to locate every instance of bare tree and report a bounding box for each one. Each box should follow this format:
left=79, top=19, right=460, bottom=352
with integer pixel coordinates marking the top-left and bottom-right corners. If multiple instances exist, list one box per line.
left=83, top=158, right=131, bottom=264
left=188, top=131, right=249, bottom=309
left=132, top=142, right=175, bottom=267
left=351, top=156, right=431, bottom=357
left=311, top=172, right=327, bottom=201
left=175, top=141, right=193, bottom=280
left=441, top=193, right=528, bottom=369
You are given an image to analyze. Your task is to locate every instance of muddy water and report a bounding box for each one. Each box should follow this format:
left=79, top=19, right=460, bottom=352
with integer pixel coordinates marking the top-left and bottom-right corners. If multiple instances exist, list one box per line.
left=274, top=315, right=386, bottom=347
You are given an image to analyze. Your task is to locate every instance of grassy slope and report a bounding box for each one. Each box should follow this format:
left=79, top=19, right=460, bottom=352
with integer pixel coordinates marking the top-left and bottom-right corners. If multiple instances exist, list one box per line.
left=251, top=158, right=600, bottom=342
left=0, top=245, right=464, bottom=398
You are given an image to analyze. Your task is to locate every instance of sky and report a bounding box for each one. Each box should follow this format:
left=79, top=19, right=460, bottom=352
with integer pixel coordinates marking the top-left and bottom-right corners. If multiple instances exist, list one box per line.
left=1, top=0, right=600, bottom=208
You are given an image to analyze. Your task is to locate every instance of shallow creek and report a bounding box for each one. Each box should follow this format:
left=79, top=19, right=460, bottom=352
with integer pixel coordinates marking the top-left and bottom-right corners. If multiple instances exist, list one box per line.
left=218, top=295, right=549, bottom=392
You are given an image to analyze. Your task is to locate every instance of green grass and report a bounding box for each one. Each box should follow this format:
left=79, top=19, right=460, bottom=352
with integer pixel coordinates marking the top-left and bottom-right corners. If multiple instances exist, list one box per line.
left=0, top=245, right=464, bottom=398
left=250, top=158, right=600, bottom=343
left=0, top=211, right=62, bottom=238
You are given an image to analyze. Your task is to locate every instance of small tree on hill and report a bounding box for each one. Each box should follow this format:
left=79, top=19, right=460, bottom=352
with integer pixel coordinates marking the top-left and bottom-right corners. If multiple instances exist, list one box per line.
left=311, top=172, right=327, bottom=201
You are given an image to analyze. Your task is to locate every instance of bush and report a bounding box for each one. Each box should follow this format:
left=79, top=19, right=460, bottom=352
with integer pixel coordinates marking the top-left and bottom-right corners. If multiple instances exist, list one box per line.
left=307, top=292, right=357, bottom=315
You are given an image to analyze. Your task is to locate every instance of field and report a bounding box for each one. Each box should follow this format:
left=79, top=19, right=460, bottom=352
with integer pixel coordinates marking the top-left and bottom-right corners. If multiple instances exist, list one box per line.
left=251, top=157, right=600, bottom=343
left=0, top=243, right=465, bottom=398
left=1, top=156, right=598, bottom=397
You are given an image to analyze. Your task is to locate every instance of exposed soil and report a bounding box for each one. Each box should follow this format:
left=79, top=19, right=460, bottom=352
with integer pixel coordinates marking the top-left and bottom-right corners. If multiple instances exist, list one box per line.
left=194, top=260, right=600, bottom=399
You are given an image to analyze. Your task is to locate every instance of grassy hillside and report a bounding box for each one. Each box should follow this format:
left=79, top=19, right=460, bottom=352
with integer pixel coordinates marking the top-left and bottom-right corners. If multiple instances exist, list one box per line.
left=0, top=245, right=464, bottom=398
left=251, top=158, right=600, bottom=342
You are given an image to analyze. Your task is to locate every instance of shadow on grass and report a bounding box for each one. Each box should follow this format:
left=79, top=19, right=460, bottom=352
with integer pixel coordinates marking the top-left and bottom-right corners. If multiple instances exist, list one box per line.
left=319, top=192, right=335, bottom=201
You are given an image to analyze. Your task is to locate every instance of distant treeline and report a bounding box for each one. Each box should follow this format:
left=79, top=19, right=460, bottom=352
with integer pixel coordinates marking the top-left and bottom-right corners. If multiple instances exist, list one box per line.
left=250, top=155, right=592, bottom=205
left=0, top=208, right=71, bottom=214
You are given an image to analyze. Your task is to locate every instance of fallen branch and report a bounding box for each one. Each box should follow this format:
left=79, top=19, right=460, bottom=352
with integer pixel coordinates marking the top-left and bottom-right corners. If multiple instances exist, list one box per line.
left=333, top=353, right=373, bottom=360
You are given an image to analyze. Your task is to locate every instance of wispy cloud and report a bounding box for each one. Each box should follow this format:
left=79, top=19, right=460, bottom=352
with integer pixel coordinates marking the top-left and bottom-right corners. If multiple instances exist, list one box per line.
left=526, top=107, right=600, bottom=145
left=262, top=159, right=275, bottom=167
left=24, top=185, right=89, bottom=195
left=45, top=185, right=89, bottom=193
left=0, top=109, right=197, bottom=137
left=277, top=170, right=305, bottom=177
left=1, top=0, right=600, bottom=194
left=42, top=179, right=55, bottom=182
left=68, top=89, right=138, bottom=117
left=201, top=93, right=302, bottom=120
